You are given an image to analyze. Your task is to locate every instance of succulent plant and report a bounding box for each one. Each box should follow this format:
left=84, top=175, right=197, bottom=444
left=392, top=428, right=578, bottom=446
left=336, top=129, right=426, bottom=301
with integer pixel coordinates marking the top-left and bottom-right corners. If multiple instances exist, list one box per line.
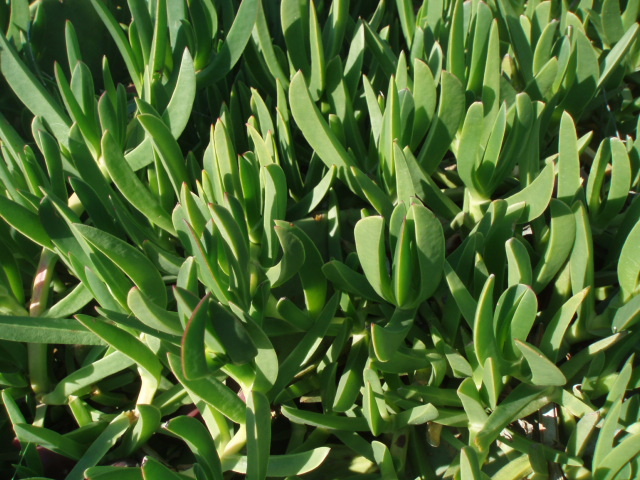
left=0, top=0, right=640, bottom=479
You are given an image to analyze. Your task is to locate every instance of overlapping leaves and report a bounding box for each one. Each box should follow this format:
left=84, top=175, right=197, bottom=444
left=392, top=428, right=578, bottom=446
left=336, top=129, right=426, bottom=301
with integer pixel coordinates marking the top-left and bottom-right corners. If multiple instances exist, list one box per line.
left=0, top=0, right=640, bottom=479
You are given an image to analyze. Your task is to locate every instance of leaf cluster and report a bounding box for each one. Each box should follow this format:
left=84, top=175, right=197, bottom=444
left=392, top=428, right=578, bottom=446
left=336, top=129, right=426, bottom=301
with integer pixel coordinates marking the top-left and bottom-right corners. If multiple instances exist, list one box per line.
left=0, top=0, right=640, bottom=479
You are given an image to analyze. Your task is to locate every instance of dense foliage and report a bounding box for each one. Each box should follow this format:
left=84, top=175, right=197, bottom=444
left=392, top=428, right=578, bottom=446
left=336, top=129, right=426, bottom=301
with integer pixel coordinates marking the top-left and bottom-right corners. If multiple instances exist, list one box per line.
left=1, top=0, right=640, bottom=478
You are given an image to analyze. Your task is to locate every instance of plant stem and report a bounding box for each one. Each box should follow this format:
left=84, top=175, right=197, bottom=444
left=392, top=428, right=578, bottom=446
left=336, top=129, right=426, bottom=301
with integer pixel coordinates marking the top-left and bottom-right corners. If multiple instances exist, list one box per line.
left=222, top=424, right=247, bottom=457
left=28, top=249, right=58, bottom=396
left=464, top=189, right=490, bottom=224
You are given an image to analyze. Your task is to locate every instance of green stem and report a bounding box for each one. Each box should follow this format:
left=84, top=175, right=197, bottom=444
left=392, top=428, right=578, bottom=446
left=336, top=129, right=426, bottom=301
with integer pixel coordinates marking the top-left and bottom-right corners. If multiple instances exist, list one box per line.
left=136, top=369, right=158, bottom=405
left=464, top=189, right=490, bottom=224
left=28, top=250, right=58, bottom=396
left=69, top=396, right=93, bottom=427
left=222, top=424, right=247, bottom=458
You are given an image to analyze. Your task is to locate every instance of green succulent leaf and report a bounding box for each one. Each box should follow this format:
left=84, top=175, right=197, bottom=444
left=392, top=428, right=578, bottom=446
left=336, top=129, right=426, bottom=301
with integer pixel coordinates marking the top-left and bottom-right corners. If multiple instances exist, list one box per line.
left=164, top=416, right=224, bottom=480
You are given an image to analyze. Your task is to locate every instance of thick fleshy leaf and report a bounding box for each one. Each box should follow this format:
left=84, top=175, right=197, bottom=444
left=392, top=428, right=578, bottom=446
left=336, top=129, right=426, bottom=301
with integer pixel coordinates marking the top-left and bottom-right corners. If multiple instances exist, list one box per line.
left=86, top=466, right=144, bottom=480
left=208, top=300, right=258, bottom=365
left=266, top=225, right=305, bottom=287
left=539, top=288, right=589, bottom=361
left=458, top=377, right=488, bottom=434
left=322, top=260, right=381, bottom=302
left=73, top=224, right=167, bottom=308
left=371, top=307, right=415, bottom=362
left=446, top=0, right=465, bottom=82
left=557, top=112, right=580, bottom=204
left=197, top=0, right=259, bottom=87
left=101, top=131, right=175, bottom=234
left=515, top=339, right=566, bottom=386
left=274, top=221, right=327, bottom=318
left=289, top=71, right=356, bottom=176
left=460, top=446, right=482, bottom=480
left=473, top=275, right=501, bottom=369
left=127, top=287, right=181, bottom=336
left=181, top=294, right=211, bottom=380
left=0, top=196, right=53, bottom=249
left=269, top=293, right=339, bottom=400
left=0, top=33, right=71, bottom=146
left=410, top=203, right=445, bottom=304
left=0, top=316, right=105, bottom=345
left=612, top=292, right=640, bottom=332
left=288, top=165, right=336, bottom=219
left=505, top=160, right=555, bottom=223
left=355, top=215, right=393, bottom=302
left=42, top=351, right=134, bottom=405
left=164, top=416, right=223, bottom=480
left=168, top=353, right=245, bottom=424
left=138, top=113, right=190, bottom=196
left=350, top=166, right=394, bottom=219
left=64, top=413, right=131, bottom=480
left=598, top=23, right=639, bottom=88
left=140, top=457, right=182, bottom=480
left=418, top=72, right=465, bottom=173
left=246, top=390, right=271, bottom=480
left=532, top=200, right=576, bottom=292
left=14, top=424, right=85, bottom=460
left=410, top=59, right=436, bottom=149
left=222, top=447, right=331, bottom=476
left=475, top=384, right=558, bottom=452
left=618, top=217, right=640, bottom=299
left=281, top=406, right=368, bottom=431
left=75, top=315, right=163, bottom=386
left=88, top=0, right=141, bottom=92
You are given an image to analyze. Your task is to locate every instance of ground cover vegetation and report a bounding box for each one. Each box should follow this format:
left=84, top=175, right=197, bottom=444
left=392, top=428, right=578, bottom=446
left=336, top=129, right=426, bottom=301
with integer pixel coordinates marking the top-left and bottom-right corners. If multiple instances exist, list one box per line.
left=0, top=0, right=639, bottom=478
